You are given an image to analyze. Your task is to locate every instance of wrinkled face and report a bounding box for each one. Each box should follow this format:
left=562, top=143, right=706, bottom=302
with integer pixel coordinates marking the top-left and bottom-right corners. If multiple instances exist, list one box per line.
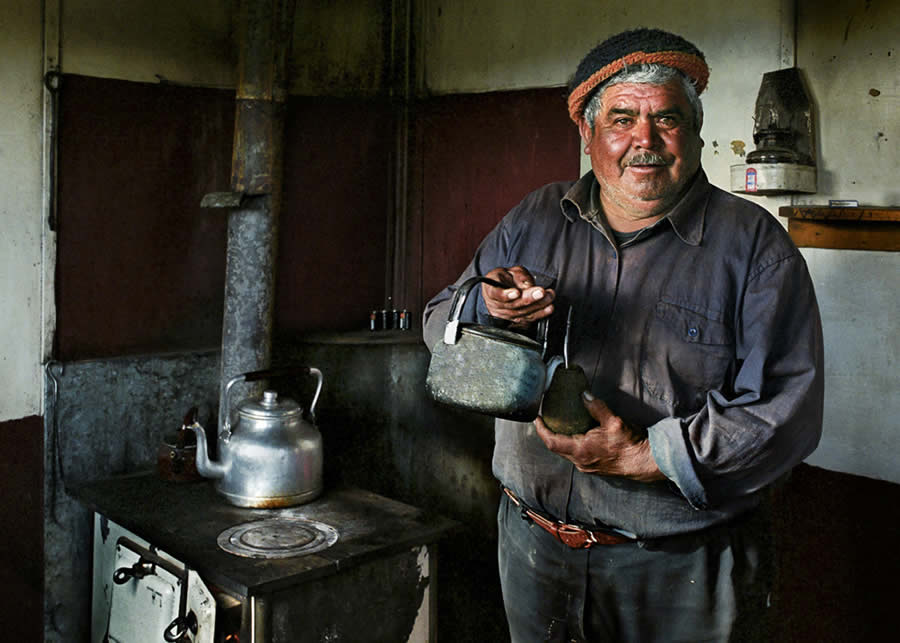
left=579, top=80, right=702, bottom=229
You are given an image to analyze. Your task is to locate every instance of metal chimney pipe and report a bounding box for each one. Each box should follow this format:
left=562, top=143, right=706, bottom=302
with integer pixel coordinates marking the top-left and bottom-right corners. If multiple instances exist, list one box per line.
left=217, top=0, right=296, bottom=429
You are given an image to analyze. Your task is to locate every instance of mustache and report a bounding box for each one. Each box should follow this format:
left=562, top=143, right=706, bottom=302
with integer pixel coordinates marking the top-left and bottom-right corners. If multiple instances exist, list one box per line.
left=626, top=152, right=669, bottom=166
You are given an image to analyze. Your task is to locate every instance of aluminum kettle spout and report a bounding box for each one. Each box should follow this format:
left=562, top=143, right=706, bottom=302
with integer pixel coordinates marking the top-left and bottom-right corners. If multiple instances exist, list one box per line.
left=188, top=421, right=227, bottom=480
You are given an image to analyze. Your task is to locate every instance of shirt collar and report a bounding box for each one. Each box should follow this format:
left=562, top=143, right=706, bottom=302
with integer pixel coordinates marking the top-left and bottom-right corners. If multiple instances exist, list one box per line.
left=560, top=169, right=711, bottom=246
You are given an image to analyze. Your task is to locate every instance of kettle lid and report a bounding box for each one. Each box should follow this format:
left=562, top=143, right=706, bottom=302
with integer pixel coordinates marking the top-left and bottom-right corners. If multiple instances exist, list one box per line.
left=239, top=390, right=303, bottom=420
left=461, top=324, right=543, bottom=350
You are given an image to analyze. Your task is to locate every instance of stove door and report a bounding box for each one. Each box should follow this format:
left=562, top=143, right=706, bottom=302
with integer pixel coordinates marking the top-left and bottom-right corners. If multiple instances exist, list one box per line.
left=93, top=516, right=215, bottom=643
left=107, top=539, right=182, bottom=642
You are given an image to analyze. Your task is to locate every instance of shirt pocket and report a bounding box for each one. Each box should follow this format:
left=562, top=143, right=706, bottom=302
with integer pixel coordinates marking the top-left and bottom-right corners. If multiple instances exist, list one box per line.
left=522, top=266, right=558, bottom=290
left=641, top=300, right=735, bottom=410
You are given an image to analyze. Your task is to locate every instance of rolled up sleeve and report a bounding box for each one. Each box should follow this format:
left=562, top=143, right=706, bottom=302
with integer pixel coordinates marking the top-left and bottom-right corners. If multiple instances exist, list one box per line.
left=647, top=254, right=824, bottom=509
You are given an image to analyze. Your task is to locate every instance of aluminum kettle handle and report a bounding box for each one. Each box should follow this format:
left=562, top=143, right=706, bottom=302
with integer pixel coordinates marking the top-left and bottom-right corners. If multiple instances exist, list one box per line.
left=222, top=366, right=324, bottom=433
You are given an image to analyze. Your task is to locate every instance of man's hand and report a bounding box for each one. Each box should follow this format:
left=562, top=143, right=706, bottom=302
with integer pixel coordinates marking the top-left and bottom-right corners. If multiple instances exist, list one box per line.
left=535, top=393, right=665, bottom=482
left=481, top=266, right=555, bottom=327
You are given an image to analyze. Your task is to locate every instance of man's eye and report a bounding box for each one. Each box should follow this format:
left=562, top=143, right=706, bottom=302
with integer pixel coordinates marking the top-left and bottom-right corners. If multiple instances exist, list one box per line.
left=613, top=117, right=632, bottom=126
left=657, top=116, right=678, bottom=127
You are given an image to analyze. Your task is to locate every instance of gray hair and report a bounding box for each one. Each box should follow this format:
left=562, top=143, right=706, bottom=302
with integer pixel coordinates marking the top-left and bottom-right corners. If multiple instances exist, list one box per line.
left=582, top=64, right=704, bottom=132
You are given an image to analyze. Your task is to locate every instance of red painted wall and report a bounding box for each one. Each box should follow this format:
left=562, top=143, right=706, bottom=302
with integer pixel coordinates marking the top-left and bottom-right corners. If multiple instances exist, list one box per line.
left=0, top=415, right=43, bottom=642
left=56, top=75, right=234, bottom=360
left=772, top=464, right=900, bottom=641
left=56, top=77, right=393, bottom=359
left=417, top=88, right=581, bottom=304
left=276, top=97, right=393, bottom=334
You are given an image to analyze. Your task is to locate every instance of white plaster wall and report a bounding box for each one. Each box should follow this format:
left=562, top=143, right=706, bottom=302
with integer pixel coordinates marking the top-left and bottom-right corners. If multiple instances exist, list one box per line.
left=0, top=0, right=44, bottom=421
left=62, top=0, right=234, bottom=87
left=62, top=0, right=388, bottom=97
left=802, top=248, right=899, bottom=482
left=794, top=0, right=898, bottom=207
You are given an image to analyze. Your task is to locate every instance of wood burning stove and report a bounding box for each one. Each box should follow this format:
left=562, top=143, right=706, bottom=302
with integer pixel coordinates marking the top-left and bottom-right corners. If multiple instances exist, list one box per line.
left=77, top=473, right=456, bottom=642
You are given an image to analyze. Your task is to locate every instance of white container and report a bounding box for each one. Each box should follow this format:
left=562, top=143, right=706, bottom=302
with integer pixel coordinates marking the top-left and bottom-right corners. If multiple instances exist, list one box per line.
left=730, top=162, right=816, bottom=195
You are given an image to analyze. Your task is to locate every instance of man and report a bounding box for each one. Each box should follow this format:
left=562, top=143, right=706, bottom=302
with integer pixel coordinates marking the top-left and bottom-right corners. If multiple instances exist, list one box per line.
left=423, top=28, right=824, bottom=642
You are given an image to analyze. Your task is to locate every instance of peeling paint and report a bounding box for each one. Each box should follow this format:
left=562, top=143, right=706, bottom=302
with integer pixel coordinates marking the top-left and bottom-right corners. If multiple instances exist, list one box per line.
left=410, top=546, right=432, bottom=643
left=416, top=545, right=430, bottom=578
left=730, top=140, right=746, bottom=157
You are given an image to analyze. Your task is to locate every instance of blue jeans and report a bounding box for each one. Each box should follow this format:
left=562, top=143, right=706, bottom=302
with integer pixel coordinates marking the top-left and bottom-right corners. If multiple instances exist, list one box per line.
left=497, top=493, right=773, bottom=642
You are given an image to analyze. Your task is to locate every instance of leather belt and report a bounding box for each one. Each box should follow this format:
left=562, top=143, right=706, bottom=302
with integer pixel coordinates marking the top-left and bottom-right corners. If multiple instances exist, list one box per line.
left=503, top=487, right=633, bottom=548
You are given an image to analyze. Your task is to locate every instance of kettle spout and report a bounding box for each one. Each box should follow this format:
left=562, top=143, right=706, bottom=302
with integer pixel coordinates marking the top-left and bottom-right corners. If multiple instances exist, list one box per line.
left=188, top=422, right=227, bottom=480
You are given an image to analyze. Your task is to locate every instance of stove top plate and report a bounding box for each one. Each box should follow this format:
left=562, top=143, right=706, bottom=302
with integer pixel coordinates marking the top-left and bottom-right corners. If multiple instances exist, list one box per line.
left=217, top=517, right=339, bottom=559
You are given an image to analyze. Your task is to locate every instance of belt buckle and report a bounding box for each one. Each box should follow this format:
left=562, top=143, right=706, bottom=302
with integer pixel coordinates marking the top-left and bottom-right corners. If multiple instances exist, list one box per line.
left=556, top=523, right=595, bottom=549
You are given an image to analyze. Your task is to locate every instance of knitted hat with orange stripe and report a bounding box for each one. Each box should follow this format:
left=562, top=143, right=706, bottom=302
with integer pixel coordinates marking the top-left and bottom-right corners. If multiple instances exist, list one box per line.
left=567, top=28, right=709, bottom=125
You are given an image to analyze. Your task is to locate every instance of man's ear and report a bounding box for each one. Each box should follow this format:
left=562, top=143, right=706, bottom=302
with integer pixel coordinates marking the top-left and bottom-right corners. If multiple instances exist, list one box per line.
left=578, top=118, right=593, bottom=151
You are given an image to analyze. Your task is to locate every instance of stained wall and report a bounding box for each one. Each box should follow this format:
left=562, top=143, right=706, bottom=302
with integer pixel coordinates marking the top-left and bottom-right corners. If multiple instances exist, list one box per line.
left=1, top=1, right=898, bottom=641
left=793, top=0, right=899, bottom=481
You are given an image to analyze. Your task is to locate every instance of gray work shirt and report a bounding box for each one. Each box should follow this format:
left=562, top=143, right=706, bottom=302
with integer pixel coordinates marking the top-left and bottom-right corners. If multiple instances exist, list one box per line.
left=423, top=170, right=824, bottom=539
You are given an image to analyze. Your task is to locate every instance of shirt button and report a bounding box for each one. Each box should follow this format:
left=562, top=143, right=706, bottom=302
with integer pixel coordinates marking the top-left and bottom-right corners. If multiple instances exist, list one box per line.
left=688, top=327, right=699, bottom=338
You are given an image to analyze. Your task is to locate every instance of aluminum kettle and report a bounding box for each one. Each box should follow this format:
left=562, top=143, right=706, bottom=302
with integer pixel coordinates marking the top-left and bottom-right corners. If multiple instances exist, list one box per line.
left=190, top=367, right=324, bottom=508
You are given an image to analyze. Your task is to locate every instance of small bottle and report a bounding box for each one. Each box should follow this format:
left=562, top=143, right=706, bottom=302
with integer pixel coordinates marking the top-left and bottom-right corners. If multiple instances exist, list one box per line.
left=399, top=310, right=410, bottom=330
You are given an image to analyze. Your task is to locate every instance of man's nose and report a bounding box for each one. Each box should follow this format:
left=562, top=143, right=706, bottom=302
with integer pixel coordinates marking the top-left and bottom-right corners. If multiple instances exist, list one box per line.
left=632, top=118, right=660, bottom=148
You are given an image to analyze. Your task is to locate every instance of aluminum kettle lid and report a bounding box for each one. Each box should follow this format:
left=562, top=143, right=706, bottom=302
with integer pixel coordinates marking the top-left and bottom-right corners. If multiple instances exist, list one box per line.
left=239, top=390, right=303, bottom=420
left=461, top=324, right=543, bottom=350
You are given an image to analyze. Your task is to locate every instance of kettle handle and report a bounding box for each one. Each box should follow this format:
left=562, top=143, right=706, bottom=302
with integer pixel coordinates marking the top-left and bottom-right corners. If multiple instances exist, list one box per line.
left=443, top=276, right=549, bottom=353
left=241, top=366, right=317, bottom=384
left=443, top=276, right=508, bottom=345
left=223, top=366, right=324, bottom=429
left=446, top=276, right=505, bottom=321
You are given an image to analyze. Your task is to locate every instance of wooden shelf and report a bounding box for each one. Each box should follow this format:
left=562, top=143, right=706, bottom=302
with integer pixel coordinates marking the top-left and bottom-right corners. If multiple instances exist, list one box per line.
left=779, top=206, right=900, bottom=251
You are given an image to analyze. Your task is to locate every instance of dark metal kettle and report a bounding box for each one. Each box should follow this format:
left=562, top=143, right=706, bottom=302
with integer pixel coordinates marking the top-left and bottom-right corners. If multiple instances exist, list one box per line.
left=426, top=276, right=548, bottom=421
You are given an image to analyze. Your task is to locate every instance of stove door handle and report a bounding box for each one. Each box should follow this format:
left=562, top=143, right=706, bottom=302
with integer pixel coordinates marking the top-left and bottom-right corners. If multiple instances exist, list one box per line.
left=112, top=558, right=153, bottom=585
left=164, top=611, right=198, bottom=642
